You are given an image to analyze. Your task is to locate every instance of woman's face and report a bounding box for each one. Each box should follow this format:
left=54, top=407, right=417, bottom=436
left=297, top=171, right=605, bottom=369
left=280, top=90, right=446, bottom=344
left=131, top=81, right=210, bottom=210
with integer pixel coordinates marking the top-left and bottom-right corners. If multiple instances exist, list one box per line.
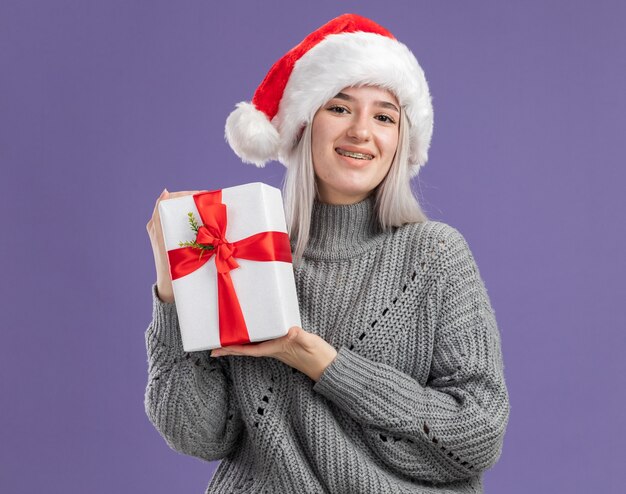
left=311, top=85, right=400, bottom=205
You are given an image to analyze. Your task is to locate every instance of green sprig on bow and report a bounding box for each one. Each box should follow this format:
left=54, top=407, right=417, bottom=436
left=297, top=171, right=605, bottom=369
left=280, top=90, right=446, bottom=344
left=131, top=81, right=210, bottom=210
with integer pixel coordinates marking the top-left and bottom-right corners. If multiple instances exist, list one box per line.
left=178, top=212, right=215, bottom=260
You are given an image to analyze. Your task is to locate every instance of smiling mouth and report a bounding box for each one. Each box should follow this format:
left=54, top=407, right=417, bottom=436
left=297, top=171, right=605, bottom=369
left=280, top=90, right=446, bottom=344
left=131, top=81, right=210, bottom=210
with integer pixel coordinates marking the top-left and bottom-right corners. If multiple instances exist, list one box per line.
left=335, top=148, right=374, bottom=160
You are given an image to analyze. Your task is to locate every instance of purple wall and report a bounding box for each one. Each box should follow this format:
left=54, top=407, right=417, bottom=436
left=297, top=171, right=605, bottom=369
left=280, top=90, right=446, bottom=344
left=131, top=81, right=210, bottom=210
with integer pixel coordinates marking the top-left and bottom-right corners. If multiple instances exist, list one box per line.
left=2, top=1, right=624, bottom=492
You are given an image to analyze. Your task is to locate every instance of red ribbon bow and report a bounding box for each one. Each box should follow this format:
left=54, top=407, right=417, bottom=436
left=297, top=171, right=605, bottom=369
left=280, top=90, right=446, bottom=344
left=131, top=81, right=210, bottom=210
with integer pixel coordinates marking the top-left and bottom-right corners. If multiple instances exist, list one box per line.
left=167, top=190, right=293, bottom=346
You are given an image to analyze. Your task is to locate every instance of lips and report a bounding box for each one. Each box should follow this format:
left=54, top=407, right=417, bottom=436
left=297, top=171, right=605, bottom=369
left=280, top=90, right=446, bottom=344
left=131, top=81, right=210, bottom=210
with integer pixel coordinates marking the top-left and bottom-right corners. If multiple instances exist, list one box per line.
left=335, top=147, right=374, bottom=160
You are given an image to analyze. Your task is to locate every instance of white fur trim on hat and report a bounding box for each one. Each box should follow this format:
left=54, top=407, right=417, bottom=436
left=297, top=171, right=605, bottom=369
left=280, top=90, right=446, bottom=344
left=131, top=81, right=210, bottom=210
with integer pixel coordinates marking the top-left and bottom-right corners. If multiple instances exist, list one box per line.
left=225, top=102, right=279, bottom=167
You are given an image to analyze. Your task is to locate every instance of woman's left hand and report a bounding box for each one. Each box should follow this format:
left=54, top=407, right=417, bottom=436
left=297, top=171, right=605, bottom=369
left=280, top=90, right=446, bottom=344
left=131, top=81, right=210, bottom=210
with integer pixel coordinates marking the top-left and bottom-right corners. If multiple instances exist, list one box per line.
left=210, top=326, right=338, bottom=382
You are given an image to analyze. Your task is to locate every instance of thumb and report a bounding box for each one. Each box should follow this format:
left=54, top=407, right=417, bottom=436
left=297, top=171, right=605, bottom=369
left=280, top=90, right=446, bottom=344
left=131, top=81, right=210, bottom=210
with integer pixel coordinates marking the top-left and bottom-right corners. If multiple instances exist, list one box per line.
left=287, top=326, right=300, bottom=342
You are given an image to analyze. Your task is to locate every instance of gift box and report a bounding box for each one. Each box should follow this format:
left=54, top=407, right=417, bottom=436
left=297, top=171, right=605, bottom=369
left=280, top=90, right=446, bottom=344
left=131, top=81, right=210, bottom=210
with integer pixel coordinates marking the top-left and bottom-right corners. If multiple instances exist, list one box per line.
left=158, top=182, right=301, bottom=352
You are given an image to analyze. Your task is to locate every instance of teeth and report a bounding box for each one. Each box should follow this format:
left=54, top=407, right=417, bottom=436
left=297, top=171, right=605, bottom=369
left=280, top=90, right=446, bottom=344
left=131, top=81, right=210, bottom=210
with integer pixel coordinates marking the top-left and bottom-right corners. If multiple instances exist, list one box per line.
left=336, top=148, right=373, bottom=160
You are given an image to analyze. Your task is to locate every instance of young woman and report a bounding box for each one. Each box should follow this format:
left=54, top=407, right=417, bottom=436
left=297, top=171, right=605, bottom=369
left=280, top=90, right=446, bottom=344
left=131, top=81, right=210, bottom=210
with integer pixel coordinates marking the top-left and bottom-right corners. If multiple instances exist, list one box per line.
left=145, top=14, right=510, bottom=493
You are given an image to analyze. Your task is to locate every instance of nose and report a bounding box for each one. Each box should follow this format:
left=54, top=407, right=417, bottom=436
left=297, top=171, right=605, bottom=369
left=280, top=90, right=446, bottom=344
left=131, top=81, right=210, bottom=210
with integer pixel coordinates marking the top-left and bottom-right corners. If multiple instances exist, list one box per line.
left=346, top=113, right=372, bottom=142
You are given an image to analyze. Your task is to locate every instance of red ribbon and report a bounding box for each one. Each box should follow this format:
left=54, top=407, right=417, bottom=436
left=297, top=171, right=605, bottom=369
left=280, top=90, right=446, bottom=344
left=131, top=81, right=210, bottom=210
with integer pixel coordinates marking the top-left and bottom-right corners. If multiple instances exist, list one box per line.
left=167, top=190, right=293, bottom=347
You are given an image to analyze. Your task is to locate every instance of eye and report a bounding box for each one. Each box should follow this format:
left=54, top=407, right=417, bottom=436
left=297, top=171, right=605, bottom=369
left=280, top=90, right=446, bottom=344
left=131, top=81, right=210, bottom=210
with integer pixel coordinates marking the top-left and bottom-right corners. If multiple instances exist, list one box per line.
left=327, top=105, right=349, bottom=114
left=375, top=114, right=396, bottom=124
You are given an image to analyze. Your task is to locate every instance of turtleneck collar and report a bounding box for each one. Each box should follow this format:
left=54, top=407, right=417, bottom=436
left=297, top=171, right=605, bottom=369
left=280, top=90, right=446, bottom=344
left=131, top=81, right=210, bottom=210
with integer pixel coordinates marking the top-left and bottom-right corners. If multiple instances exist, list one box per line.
left=302, top=195, right=387, bottom=261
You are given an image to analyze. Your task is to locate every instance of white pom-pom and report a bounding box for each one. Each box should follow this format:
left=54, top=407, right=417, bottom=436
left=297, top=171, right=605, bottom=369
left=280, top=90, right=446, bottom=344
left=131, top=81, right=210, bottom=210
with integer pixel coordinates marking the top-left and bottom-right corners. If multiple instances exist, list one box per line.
left=224, top=102, right=279, bottom=167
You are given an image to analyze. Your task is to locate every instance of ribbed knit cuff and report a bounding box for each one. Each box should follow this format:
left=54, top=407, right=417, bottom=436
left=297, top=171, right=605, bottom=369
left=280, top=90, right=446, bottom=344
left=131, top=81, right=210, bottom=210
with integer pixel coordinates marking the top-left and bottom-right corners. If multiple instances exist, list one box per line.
left=147, top=283, right=184, bottom=353
left=313, top=346, right=389, bottom=408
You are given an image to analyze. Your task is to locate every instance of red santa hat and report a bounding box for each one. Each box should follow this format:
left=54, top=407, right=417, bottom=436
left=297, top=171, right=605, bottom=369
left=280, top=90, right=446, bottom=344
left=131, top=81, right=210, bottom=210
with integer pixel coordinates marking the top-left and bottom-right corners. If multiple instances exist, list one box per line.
left=224, top=13, right=434, bottom=177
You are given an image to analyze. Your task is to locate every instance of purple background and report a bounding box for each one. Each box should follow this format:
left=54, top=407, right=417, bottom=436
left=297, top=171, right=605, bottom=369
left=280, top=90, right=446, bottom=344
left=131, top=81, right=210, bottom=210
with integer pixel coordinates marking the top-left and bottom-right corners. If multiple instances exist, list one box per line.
left=1, top=1, right=624, bottom=492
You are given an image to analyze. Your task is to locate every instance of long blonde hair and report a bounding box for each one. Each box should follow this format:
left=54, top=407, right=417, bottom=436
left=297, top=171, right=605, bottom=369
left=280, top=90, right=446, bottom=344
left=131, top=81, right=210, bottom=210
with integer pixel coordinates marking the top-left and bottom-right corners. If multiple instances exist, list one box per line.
left=282, top=106, right=428, bottom=265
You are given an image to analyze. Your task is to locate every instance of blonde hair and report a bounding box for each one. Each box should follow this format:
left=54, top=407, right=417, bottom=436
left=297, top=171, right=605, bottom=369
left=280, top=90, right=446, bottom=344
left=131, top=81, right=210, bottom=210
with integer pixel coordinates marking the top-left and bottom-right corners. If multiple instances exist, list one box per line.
left=282, top=106, right=428, bottom=265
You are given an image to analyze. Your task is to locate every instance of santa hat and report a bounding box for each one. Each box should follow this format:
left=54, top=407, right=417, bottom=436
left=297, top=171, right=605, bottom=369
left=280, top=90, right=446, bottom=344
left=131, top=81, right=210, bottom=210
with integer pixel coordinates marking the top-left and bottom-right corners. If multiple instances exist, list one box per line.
left=224, top=13, right=433, bottom=177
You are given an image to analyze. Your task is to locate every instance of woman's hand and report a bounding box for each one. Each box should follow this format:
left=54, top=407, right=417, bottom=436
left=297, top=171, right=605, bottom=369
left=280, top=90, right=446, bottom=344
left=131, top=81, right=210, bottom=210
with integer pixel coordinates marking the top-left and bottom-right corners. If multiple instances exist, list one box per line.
left=146, top=188, right=201, bottom=303
left=211, top=327, right=338, bottom=382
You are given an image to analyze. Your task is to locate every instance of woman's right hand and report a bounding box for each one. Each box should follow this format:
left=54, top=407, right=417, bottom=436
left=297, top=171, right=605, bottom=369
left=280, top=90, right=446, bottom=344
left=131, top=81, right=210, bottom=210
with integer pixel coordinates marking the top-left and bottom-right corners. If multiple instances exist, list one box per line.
left=147, top=189, right=201, bottom=303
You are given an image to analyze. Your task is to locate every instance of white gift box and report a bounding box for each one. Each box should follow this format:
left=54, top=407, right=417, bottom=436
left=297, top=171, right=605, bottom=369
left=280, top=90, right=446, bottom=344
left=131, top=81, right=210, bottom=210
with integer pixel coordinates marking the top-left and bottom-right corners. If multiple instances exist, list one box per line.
left=158, top=182, right=301, bottom=352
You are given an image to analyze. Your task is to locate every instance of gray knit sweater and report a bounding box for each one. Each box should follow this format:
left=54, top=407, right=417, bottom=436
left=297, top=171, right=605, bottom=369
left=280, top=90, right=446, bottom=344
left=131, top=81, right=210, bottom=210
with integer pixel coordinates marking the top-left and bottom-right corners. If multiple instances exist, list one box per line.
left=144, top=195, right=510, bottom=493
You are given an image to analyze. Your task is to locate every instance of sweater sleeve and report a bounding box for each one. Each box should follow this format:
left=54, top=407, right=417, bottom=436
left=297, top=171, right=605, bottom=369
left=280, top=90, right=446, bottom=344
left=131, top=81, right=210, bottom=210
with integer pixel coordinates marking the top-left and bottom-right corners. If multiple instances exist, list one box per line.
left=144, top=283, right=244, bottom=461
left=312, top=229, right=510, bottom=484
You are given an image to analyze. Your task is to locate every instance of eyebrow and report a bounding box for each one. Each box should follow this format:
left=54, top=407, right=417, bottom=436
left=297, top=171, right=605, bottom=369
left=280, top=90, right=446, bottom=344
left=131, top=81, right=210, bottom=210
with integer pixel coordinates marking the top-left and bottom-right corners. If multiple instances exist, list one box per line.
left=333, top=92, right=400, bottom=114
